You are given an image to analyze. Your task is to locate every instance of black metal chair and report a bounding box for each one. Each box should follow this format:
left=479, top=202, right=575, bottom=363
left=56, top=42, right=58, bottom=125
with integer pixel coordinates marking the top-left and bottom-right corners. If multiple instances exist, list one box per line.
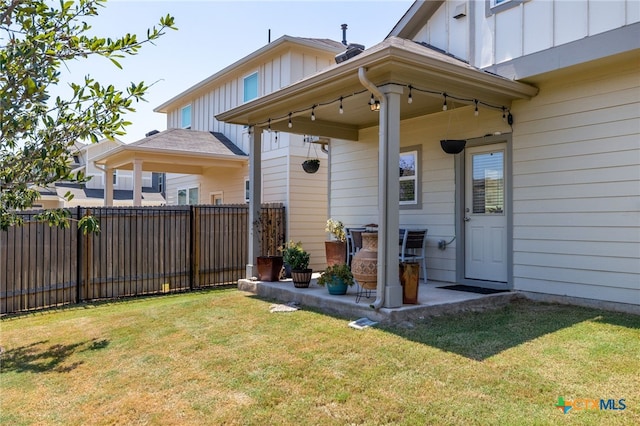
left=346, top=227, right=366, bottom=266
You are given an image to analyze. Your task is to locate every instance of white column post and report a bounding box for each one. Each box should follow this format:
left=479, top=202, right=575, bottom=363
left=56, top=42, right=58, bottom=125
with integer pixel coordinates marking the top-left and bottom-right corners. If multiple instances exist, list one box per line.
left=247, top=127, right=263, bottom=279
left=132, top=159, right=143, bottom=207
left=104, top=168, right=114, bottom=206
left=379, top=84, right=404, bottom=308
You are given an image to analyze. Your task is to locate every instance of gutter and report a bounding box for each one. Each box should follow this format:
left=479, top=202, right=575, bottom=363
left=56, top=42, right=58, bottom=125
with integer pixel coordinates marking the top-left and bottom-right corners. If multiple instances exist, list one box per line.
left=358, top=67, right=386, bottom=310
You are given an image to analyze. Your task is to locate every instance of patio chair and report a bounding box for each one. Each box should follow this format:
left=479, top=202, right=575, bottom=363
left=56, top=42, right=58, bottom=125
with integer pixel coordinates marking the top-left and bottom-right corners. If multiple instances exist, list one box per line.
left=399, top=229, right=428, bottom=282
left=346, top=227, right=366, bottom=266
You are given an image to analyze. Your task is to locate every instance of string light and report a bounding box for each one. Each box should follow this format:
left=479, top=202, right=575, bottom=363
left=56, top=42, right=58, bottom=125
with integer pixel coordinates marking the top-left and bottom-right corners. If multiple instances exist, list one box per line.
left=268, top=119, right=271, bottom=131
left=247, top=82, right=512, bottom=129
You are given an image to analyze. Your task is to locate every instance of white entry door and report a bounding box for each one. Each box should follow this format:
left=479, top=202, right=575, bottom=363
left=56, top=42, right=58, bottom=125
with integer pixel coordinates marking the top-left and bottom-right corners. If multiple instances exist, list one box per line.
left=464, top=144, right=508, bottom=282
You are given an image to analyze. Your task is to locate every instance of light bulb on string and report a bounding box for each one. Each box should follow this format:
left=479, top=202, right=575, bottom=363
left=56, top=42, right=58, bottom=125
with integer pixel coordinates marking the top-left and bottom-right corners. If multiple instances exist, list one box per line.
left=474, top=100, right=479, bottom=116
left=339, top=97, right=343, bottom=114
left=502, top=107, right=506, bottom=122
left=311, top=106, right=316, bottom=121
left=369, top=93, right=375, bottom=106
left=442, top=93, right=448, bottom=111
left=408, top=85, right=413, bottom=104
left=288, top=112, right=292, bottom=128
left=268, top=119, right=271, bottom=131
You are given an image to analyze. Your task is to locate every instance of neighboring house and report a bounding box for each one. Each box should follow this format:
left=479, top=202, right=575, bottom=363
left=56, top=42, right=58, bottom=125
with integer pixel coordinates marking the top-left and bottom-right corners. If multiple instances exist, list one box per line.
left=35, top=138, right=165, bottom=208
left=147, top=35, right=345, bottom=270
left=217, top=0, right=639, bottom=311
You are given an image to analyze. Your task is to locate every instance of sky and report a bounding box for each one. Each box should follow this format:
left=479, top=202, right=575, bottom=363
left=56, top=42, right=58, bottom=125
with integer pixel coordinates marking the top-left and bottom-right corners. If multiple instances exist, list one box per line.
left=60, top=0, right=415, bottom=143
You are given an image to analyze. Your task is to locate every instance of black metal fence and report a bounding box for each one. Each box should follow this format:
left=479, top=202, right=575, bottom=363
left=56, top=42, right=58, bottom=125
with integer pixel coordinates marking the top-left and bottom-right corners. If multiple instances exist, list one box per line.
left=0, top=203, right=285, bottom=315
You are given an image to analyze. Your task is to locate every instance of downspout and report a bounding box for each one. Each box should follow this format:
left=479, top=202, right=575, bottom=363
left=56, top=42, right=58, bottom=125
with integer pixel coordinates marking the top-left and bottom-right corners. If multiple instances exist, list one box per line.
left=358, top=67, right=386, bottom=310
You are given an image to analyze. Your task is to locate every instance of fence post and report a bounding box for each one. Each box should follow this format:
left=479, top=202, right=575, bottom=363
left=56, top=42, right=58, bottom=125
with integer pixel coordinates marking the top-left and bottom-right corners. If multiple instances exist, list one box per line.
left=76, top=206, right=82, bottom=303
left=189, top=205, right=195, bottom=290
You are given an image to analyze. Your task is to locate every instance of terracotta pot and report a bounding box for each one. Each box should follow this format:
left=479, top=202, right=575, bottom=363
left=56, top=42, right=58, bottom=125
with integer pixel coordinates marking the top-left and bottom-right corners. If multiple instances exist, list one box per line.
left=257, top=256, right=283, bottom=282
left=291, top=269, right=312, bottom=288
left=351, top=232, right=378, bottom=290
left=325, top=241, right=346, bottom=267
left=400, top=262, right=420, bottom=304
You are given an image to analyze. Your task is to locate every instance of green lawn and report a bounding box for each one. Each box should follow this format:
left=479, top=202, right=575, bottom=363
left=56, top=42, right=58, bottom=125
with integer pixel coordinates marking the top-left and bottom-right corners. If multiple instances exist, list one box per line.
left=1, top=290, right=638, bottom=425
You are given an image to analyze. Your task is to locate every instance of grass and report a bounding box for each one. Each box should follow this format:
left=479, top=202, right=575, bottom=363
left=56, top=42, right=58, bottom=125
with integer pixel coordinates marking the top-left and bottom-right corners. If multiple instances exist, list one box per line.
left=1, top=289, right=638, bottom=425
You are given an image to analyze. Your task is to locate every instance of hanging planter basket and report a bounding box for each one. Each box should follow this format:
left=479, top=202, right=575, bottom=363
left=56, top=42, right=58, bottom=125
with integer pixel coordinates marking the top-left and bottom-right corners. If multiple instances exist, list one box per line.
left=302, top=159, right=320, bottom=174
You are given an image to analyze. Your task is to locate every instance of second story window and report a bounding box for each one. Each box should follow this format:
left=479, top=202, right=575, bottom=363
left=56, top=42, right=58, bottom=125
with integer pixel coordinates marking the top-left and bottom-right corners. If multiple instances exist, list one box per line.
left=181, top=105, right=192, bottom=129
left=243, top=72, right=258, bottom=102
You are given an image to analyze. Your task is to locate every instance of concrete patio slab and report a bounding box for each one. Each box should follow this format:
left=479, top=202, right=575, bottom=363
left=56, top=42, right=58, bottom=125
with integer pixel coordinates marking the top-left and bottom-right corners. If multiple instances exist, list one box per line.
left=238, top=275, right=522, bottom=324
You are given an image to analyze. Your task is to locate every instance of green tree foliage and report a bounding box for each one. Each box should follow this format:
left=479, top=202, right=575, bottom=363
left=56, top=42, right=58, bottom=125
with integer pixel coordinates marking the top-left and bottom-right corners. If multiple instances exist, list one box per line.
left=0, top=0, right=176, bottom=231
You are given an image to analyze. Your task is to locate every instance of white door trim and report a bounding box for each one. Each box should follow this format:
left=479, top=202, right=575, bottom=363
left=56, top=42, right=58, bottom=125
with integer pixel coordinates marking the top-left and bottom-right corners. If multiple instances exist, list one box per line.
left=455, top=134, right=513, bottom=290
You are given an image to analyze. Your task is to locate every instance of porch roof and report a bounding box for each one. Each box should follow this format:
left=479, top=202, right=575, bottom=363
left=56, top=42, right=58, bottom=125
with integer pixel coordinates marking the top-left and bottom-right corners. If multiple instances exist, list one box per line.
left=93, top=129, right=248, bottom=174
left=215, top=37, right=539, bottom=141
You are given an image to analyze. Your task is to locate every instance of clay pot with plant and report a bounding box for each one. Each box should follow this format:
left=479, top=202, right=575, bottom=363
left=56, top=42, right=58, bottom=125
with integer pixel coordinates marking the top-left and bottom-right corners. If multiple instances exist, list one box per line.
left=254, top=211, right=284, bottom=282
left=325, top=218, right=346, bottom=267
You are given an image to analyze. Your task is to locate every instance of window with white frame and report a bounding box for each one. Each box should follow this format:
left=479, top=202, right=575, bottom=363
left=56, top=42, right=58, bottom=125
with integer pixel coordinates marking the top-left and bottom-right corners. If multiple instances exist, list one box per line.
left=399, top=146, right=421, bottom=208
left=177, top=186, right=199, bottom=205
left=488, top=0, right=526, bottom=14
left=243, top=72, right=258, bottom=102
left=181, top=105, right=192, bottom=129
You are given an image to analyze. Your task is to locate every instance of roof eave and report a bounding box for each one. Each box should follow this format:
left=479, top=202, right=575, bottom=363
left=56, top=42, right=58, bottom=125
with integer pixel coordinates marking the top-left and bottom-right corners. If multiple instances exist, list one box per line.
left=216, top=38, right=539, bottom=126
left=94, top=145, right=248, bottom=167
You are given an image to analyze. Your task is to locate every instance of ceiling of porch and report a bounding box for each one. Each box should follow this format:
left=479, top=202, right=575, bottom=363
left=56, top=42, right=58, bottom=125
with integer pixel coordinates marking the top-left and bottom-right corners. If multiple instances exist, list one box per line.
left=216, top=37, right=539, bottom=141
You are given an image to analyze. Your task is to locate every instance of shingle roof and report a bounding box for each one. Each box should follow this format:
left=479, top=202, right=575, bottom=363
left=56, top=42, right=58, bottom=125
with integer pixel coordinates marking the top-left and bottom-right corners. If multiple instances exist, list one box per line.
left=128, top=129, right=247, bottom=156
left=299, top=38, right=347, bottom=51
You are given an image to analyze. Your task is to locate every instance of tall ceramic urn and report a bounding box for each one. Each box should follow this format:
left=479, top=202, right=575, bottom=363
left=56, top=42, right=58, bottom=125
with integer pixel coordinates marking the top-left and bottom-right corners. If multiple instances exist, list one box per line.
left=351, top=232, right=378, bottom=290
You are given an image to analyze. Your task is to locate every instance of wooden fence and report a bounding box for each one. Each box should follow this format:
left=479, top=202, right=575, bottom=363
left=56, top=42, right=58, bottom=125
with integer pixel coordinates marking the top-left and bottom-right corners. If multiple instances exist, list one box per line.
left=0, top=203, right=285, bottom=315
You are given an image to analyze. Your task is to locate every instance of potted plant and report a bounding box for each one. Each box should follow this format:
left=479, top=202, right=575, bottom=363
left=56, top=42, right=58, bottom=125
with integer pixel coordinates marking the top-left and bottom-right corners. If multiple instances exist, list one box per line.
left=325, top=218, right=346, bottom=267
left=317, top=263, right=354, bottom=295
left=281, top=240, right=301, bottom=278
left=282, top=240, right=312, bottom=287
left=254, top=213, right=284, bottom=282
left=302, top=158, right=320, bottom=174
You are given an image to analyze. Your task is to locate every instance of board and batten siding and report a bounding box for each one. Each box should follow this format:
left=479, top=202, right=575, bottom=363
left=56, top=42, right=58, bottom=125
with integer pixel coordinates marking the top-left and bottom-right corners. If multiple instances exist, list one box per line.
left=330, top=109, right=511, bottom=283
left=165, top=48, right=334, bottom=156
left=414, top=0, right=639, bottom=69
left=510, top=54, right=640, bottom=305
